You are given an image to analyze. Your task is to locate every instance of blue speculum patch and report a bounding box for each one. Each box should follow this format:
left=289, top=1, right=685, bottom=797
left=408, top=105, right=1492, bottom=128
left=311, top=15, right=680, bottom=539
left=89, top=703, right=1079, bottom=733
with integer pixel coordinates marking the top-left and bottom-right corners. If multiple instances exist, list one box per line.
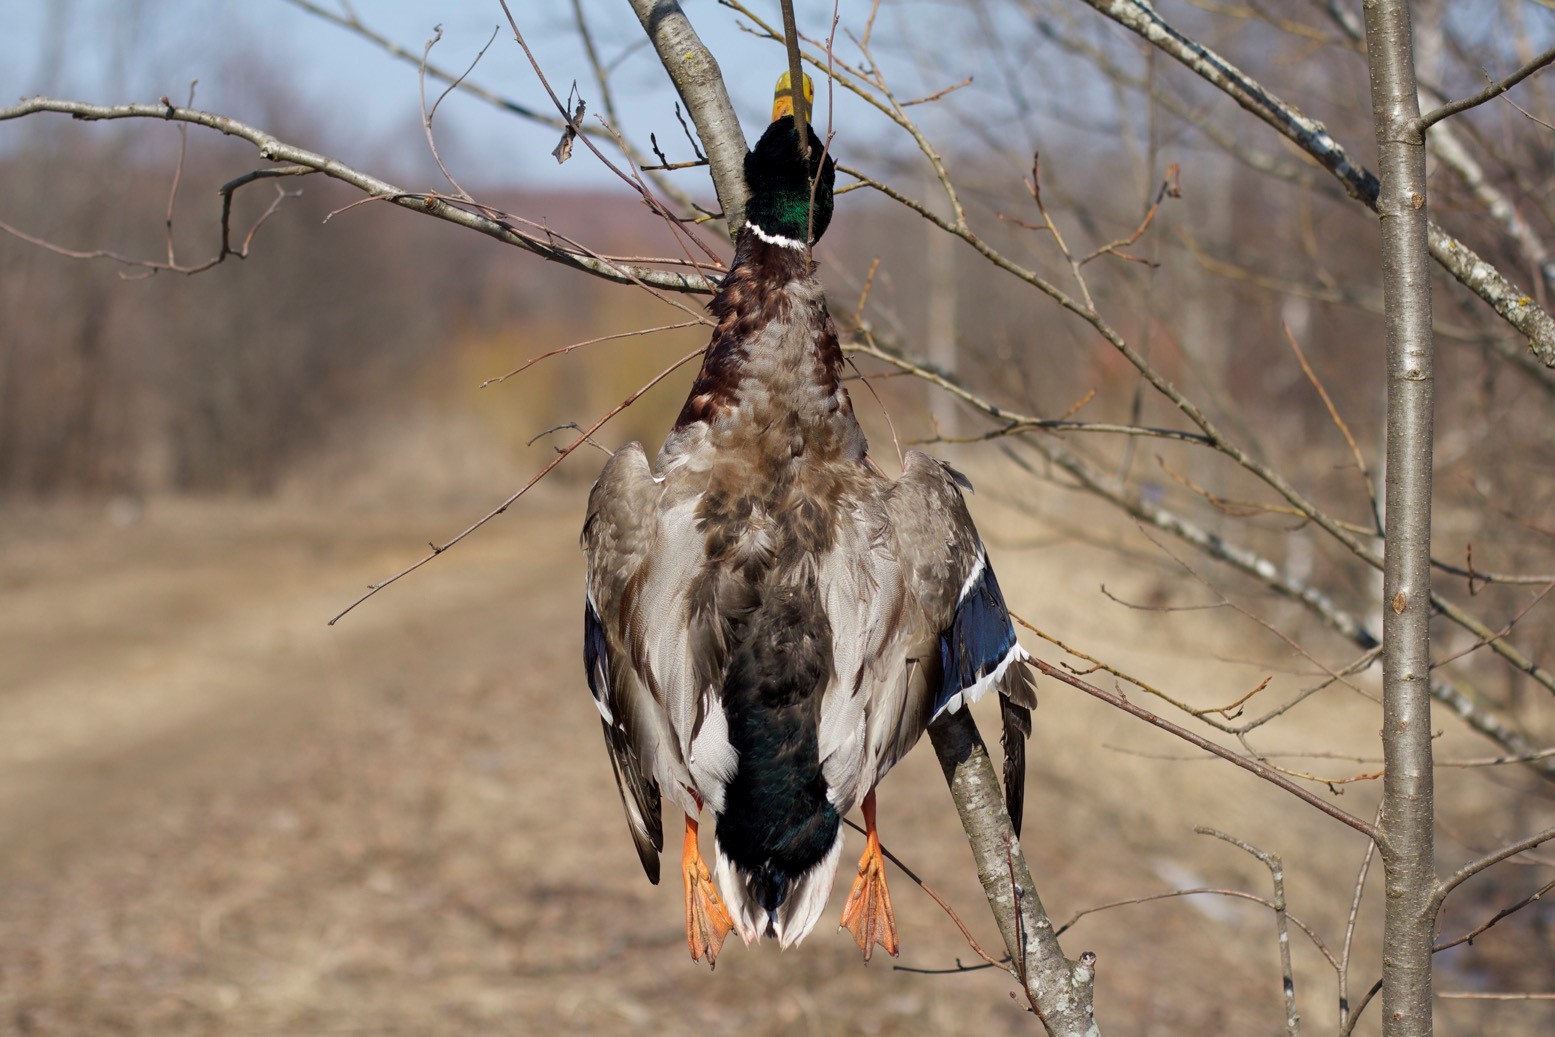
left=935, top=561, right=1018, bottom=716
left=584, top=596, right=610, bottom=708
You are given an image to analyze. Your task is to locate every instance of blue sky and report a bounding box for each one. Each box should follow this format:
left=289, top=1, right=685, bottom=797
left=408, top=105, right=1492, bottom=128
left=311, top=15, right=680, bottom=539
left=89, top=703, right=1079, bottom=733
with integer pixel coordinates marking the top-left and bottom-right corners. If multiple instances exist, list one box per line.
left=2, top=0, right=976, bottom=193
left=9, top=1, right=1548, bottom=200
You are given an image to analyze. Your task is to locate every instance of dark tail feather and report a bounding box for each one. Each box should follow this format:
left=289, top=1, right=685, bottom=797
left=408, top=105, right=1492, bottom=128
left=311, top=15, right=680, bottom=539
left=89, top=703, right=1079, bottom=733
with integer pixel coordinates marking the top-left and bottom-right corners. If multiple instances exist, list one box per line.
left=601, top=719, right=664, bottom=884
left=1000, top=691, right=1033, bottom=837
left=752, top=862, right=792, bottom=935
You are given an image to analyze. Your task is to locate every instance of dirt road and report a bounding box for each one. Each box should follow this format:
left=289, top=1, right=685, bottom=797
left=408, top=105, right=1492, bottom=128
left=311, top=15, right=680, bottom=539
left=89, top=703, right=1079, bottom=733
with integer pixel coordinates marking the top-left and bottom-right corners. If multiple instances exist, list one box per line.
left=0, top=487, right=1530, bottom=1035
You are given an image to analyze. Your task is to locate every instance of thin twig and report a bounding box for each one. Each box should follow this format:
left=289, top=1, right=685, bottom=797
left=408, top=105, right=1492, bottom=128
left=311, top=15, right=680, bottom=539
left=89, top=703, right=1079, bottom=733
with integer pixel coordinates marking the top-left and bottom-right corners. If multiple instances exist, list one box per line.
left=1431, top=577, right=1555, bottom=669
left=1433, top=877, right=1555, bottom=953
left=1498, top=91, right=1555, bottom=133
left=1432, top=826, right=1555, bottom=909
left=1338, top=804, right=1383, bottom=1029
left=1029, top=654, right=1376, bottom=838
left=1078, top=164, right=1181, bottom=267
left=328, top=347, right=703, bottom=625
left=570, top=0, right=621, bottom=129
left=1013, top=613, right=1375, bottom=737
left=1054, top=884, right=1335, bottom=972
left=672, top=103, right=706, bottom=161
left=1417, top=44, right=1555, bottom=130
left=1339, top=978, right=1384, bottom=1037
left=479, top=321, right=701, bottom=387
left=526, top=422, right=612, bottom=456
left=901, top=77, right=974, bottom=106
left=1281, top=322, right=1381, bottom=533
left=419, top=23, right=499, bottom=201
left=1196, top=828, right=1301, bottom=1036
left=639, top=156, right=711, bottom=172
left=0, top=160, right=309, bottom=278
left=163, top=83, right=197, bottom=267
left=281, top=0, right=556, bottom=125
left=930, top=419, right=1212, bottom=447
left=1252, top=746, right=1555, bottom=769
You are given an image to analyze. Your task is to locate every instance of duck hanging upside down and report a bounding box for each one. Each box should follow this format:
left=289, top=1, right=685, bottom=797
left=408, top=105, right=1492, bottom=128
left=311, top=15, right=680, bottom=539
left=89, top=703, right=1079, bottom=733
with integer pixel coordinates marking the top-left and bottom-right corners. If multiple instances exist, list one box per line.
left=582, top=73, right=1036, bottom=966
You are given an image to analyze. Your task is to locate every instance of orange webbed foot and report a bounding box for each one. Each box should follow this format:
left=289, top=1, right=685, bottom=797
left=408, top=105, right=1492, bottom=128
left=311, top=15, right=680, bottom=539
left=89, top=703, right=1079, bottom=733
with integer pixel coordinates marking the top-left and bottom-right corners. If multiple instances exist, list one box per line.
left=682, top=813, right=734, bottom=968
left=839, top=790, right=900, bottom=961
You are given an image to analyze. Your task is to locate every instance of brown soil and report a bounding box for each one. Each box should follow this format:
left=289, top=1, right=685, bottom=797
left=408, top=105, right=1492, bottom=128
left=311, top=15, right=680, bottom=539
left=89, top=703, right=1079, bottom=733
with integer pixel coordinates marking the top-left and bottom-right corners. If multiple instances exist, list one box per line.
left=0, top=481, right=1544, bottom=1035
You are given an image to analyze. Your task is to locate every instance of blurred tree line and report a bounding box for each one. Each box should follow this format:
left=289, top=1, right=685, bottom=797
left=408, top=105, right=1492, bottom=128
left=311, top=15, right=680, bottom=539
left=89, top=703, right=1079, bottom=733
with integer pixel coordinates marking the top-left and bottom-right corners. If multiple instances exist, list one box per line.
left=0, top=123, right=711, bottom=497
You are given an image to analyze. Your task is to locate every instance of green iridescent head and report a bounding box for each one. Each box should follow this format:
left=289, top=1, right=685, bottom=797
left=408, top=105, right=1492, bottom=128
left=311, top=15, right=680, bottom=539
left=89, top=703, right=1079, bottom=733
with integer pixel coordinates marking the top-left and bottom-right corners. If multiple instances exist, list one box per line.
left=742, top=73, right=835, bottom=247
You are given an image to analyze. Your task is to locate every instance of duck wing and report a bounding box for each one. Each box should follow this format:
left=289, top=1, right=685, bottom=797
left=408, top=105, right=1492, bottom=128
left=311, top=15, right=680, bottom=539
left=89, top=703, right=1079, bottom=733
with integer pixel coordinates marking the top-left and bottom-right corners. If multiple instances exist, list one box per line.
left=816, top=450, right=1037, bottom=831
left=582, top=443, right=741, bottom=882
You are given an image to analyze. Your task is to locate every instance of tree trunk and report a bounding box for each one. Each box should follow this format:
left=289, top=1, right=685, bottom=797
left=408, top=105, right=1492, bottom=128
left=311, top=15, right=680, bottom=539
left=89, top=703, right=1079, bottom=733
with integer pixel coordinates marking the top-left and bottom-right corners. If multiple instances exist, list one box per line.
left=1362, top=2, right=1437, bottom=1034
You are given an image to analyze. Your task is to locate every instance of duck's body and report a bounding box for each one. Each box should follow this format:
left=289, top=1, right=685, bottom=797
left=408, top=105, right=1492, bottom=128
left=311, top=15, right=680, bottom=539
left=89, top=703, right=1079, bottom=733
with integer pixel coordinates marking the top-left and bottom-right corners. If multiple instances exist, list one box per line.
left=582, top=81, right=1034, bottom=964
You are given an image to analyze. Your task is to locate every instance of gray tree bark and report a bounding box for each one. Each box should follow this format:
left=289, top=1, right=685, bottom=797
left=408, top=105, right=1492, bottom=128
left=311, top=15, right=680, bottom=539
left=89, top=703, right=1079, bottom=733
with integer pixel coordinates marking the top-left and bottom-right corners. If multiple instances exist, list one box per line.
left=627, top=0, right=750, bottom=235
left=1362, top=1, right=1437, bottom=1034
left=930, top=714, right=1101, bottom=1037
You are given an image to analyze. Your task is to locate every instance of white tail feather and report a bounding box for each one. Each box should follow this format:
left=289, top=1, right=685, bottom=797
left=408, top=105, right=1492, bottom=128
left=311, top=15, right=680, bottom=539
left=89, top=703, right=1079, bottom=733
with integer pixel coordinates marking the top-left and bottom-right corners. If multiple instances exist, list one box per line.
left=714, top=829, right=846, bottom=948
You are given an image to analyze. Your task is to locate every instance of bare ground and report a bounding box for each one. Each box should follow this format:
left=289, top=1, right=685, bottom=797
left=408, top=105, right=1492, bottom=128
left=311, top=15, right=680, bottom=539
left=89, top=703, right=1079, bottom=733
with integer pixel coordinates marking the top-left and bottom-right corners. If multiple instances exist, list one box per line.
left=0, top=481, right=1546, bottom=1035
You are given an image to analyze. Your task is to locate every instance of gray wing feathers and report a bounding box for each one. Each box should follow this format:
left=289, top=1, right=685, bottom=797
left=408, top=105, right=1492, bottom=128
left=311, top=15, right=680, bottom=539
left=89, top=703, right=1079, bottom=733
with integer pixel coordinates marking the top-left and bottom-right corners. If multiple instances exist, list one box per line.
left=636, top=495, right=740, bottom=810
left=814, top=514, right=904, bottom=810
left=583, top=444, right=674, bottom=878
left=583, top=444, right=733, bottom=882
left=583, top=444, right=739, bottom=838
left=816, top=450, right=1034, bottom=817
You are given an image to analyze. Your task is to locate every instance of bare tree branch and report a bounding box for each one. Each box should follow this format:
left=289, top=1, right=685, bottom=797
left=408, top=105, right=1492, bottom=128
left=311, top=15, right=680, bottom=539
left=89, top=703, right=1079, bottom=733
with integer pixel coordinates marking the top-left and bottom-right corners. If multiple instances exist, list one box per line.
left=570, top=0, right=623, bottom=130
left=1432, top=825, right=1555, bottom=908
left=0, top=161, right=308, bottom=277
left=1418, top=43, right=1555, bottom=130
left=284, top=0, right=716, bottom=230
left=1432, top=877, right=1555, bottom=953
left=329, top=345, right=705, bottom=625
left=1053, top=883, right=1335, bottom=971
left=1073, top=0, right=1555, bottom=365
left=928, top=712, right=1102, bottom=1036
left=0, top=97, right=719, bottom=294
left=1030, top=656, right=1376, bottom=838
left=1339, top=806, right=1383, bottom=1030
